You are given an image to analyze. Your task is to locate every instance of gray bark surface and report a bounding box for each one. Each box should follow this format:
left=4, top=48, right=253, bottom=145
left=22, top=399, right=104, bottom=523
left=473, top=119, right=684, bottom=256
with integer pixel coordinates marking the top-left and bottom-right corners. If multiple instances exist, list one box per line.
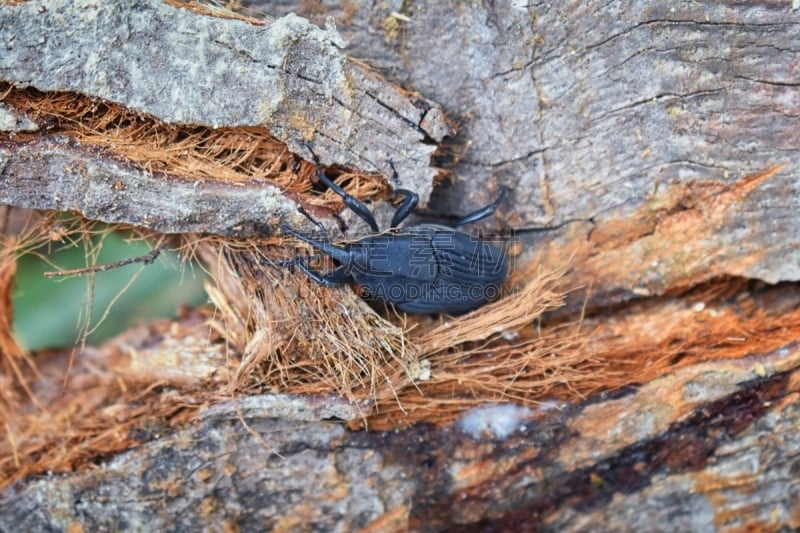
left=0, top=137, right=302, bottom=236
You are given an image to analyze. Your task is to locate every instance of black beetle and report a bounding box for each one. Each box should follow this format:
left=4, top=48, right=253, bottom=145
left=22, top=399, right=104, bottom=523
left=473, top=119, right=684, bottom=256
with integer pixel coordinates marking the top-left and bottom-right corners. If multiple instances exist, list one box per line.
left=282, top=160, right=510, bottom=314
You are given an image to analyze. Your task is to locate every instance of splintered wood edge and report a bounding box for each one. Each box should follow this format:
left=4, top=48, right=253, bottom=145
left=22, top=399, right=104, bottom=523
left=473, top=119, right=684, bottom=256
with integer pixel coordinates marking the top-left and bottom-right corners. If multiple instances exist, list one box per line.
left=0, top=0, right=451, bottom=199
left=0, top=137, right=302, bottom=236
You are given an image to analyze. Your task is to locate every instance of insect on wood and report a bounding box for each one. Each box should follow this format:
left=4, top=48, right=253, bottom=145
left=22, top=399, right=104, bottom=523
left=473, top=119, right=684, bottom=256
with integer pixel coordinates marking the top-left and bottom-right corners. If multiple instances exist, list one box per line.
left=282, top=156, right=511, bottom=314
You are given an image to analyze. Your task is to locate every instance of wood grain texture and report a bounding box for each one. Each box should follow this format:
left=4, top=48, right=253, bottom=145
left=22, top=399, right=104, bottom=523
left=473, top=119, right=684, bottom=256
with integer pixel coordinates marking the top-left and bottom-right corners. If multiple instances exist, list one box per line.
left=0, top=0, right=450, bottom=199
left=2, top=1, right=800, bottom=530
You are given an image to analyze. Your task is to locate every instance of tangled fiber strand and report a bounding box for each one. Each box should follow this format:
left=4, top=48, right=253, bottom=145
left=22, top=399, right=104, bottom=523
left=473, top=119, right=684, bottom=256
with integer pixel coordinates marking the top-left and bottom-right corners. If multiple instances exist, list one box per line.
left=366, top=265, right=599, bottom=428
left=202, top=241, right=417, bottom=412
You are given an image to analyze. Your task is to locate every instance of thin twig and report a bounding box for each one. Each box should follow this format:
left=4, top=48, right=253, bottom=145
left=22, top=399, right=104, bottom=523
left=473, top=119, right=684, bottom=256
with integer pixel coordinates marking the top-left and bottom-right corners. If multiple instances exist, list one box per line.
left=44, top=245, right=163, bottom=278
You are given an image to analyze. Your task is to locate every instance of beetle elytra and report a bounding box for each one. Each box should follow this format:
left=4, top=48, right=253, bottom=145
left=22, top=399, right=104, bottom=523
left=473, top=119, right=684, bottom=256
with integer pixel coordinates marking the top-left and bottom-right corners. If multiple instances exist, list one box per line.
left=283, top=159, right=510, bottom=314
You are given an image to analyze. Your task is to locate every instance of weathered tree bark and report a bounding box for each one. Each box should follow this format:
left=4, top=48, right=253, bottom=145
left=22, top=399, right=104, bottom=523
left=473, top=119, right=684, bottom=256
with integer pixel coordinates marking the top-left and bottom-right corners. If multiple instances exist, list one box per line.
left=263, top=0, right=800, bottom=306
left=2, top=1, right=800, bottom=531
left=1, top=343, right=797, bottom=531
left=0, top=0, right=450, bottom=201
left=0, top=137, right=300, bottom=236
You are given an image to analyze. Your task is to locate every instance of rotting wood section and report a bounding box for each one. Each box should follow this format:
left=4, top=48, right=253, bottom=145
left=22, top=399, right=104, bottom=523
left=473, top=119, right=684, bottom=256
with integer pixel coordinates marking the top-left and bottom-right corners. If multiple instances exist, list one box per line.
left=1, top=0, right=800, bottom=531
left=1, top=337, right=797, bottom=531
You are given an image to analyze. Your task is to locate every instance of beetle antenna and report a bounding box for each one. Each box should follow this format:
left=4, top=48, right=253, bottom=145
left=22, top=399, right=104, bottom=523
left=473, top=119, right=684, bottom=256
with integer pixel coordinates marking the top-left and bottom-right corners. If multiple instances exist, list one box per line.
left=452, top=186, right=509, bottom=227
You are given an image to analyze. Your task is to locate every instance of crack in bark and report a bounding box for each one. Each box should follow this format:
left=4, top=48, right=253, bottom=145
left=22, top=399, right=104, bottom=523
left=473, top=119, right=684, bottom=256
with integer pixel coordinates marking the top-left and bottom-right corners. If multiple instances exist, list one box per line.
left=584, top=18, right=800, bottom=55
left=490, top=57, right=537, bottom=80
left=364, top=89, right=428, bottom=139
left=735, top=75, right=800, bottom=87
left=0, top=136, right=301, bottom=236
left=588, top=88, right=725, bottom=125
left=481, top=148, right=549, bottom=168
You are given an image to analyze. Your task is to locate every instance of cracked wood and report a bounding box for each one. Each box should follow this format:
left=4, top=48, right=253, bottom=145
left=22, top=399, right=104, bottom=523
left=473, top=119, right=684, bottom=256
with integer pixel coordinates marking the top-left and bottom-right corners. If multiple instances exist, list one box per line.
left=0, top=137, right=302, bottom=236
left=0, top=0, right=450, bottom=200
left=2, top=336, right=798, bottom=531
left=267, top=0, right=800, bottom=299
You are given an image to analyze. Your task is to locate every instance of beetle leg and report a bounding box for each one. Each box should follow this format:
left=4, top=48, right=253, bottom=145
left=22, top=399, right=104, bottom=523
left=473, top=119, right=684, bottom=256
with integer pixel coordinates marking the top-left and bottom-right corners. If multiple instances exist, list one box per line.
left=282, top=225, right=356, bottom=266
left=389, top=189, right=419, bottom=228
left=304, top=146, right=380, bottom=233
left=452, top=186, right=510, bottom=227
left=295, top=261, right=350, bottom=287
left=314, top=167, right=380, bottom=233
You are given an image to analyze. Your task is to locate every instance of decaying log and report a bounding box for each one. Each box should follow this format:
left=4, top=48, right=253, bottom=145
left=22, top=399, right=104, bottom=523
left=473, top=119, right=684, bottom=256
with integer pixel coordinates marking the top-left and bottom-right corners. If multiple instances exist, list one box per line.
left=2, top=0, right=799, bottom=298
left=2, top=0, right=800, bottom=531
